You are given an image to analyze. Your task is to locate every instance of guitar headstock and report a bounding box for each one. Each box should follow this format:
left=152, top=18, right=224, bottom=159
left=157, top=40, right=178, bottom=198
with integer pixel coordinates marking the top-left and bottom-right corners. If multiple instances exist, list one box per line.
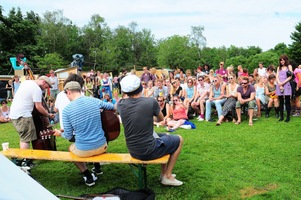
left=39, top=129, right=55, bottom=140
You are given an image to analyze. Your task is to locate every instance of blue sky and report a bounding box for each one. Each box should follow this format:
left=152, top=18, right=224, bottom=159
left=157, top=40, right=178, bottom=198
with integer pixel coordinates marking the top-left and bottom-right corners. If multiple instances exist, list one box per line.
left=1, top=0, right=301, bottom=51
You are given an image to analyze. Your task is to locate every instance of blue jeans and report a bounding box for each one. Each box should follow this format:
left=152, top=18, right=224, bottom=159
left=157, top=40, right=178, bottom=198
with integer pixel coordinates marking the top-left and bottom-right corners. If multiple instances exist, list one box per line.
left=205, top=98, right=226, bottom=120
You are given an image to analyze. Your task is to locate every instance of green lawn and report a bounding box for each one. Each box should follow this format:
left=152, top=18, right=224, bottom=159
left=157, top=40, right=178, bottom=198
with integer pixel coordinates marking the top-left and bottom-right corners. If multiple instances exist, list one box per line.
left=0, top=113, right=300, bottom=200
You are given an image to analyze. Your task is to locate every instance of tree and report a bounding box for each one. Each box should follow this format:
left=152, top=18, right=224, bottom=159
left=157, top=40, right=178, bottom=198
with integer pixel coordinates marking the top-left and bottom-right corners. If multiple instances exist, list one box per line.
left=157, top=35, right=198, bottom=69
left=0, top=7, right=41, bottom=74
left=189, top=26, right=206, bottom=64
left=39, top=10, right=81, bottom=62
left=289, top=21, right=301, bottom=64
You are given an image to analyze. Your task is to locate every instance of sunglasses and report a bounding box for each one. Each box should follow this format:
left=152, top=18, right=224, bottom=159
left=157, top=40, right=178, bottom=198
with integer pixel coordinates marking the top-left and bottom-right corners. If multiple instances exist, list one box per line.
left=142, top=83, right=146, bottom=85
left=198, top=79, right=203, bottom=81
left=213, top=80, right=218, bottom=82
left=188, top=81, right=192, bottom=83
left=158, top=100, right=163, bottom=102
left=241, top=82, right=248, bottom=85
left=173, top=99, right=178, bottom=102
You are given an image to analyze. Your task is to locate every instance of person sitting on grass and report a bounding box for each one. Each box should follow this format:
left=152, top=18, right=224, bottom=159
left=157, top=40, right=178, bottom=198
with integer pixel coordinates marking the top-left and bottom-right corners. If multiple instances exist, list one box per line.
left=54, top=81, right=115, bottom=187
left=154, top=96, right=170, bottom=127
left=0, top=100, right=11, bottom=123
left=166, top=94, right=188, bottom=132
left=216, top=74, right=239, bottom=125
left=264, top=74, right=279, bottom=118
left=235, top=76, right=256, bottom=126
left=117, top=75, right=184, bottom=186
left=254, top=76, right=266, bottom=117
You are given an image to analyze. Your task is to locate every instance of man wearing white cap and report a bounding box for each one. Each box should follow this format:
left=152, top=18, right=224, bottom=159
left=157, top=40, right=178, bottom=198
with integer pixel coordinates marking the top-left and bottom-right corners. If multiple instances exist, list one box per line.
left=117, top=75, right=184, bottom=186
left=54, top=81, right=115, bottom=187
left=10, top=76, right=54, bottom=150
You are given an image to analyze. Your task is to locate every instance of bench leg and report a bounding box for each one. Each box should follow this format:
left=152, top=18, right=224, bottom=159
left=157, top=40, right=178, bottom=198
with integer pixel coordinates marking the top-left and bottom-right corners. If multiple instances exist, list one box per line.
left=129, top=164, right=147, bottom=189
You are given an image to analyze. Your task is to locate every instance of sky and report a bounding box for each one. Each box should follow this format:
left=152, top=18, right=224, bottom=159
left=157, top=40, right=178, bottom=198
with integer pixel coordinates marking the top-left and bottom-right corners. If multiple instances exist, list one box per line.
left=1, top=0, right=301, bottom=51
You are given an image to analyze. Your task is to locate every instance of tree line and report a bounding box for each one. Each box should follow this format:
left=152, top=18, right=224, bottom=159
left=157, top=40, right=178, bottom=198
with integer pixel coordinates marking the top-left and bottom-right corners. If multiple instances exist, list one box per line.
left=0, top=7, right=300, bottom=75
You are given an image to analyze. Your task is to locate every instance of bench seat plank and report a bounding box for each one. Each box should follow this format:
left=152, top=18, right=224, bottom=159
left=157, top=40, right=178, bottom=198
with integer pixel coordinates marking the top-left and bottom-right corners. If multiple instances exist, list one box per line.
left=1, top=149, right=169, bottom=164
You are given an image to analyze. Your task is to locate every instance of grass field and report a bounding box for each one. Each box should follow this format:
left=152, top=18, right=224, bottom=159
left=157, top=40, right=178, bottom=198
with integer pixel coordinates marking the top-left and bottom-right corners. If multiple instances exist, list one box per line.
left=1, top=112, right=301, bottom=200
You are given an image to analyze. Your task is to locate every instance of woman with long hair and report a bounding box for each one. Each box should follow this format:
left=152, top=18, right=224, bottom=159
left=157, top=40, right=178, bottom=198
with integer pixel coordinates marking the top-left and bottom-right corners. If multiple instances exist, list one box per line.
left=275, top=55, right=293, bottom=122
left=264, top=74, right=279, bottom=118
left=166, top=95, right=188, bottom=132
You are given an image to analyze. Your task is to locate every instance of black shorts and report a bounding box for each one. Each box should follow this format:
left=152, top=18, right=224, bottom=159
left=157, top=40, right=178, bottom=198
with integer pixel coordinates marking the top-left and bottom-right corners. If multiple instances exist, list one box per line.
left=131, top=133, right=180, bottom=160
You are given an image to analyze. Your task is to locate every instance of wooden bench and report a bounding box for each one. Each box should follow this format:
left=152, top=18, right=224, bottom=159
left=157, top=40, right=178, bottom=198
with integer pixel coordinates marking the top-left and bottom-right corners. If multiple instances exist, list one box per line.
left=1, top=148, right=170, bottom=189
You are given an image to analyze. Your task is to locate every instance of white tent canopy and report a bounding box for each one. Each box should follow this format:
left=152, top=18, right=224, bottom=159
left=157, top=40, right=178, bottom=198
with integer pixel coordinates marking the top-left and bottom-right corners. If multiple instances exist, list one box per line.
left=0, top=153, right=59, bottom=200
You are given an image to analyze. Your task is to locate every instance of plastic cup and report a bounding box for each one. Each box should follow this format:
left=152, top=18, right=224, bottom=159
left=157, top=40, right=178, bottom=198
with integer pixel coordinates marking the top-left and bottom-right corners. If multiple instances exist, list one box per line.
left=2, top=142, right=9, bottom=151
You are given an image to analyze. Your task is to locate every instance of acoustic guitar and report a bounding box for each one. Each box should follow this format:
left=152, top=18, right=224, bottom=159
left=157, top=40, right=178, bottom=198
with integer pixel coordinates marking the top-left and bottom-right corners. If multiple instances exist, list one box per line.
left=40, top=110, right=120, bottom=142
left=101, top=110, right=120, bottom=142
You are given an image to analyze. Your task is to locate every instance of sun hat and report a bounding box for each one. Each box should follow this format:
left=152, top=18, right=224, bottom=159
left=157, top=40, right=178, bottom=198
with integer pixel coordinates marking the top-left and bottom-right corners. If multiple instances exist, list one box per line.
left=38, top=76, right=52, bottom=88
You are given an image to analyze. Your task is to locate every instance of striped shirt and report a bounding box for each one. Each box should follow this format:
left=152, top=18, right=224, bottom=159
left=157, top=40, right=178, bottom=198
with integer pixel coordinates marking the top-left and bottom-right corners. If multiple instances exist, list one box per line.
left=62, top=96, right=114, bottom=151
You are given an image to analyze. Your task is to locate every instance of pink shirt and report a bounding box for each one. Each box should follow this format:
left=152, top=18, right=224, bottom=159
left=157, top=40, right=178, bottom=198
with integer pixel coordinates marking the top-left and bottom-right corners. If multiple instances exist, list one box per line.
left=294, top=68, right=301, bottom=86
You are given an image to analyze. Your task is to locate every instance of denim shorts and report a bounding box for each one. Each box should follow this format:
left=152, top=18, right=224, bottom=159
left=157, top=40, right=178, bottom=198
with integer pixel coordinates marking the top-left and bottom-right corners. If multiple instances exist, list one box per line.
left=131, top=133, right=180, bottom=160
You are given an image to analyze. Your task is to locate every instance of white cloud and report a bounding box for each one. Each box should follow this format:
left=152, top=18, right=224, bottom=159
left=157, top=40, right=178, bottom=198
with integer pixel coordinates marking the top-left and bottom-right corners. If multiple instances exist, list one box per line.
left=2, top=0, right=301, bottom=51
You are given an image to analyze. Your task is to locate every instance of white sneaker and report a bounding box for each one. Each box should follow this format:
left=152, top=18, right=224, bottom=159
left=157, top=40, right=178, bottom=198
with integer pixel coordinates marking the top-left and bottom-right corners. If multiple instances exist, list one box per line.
left=196, top=115, right=201, bottom=120
left=198, top=118, right=204, bottom=121
left=180, top=125, right=191, bottom=129
left=161, top=177, right=183, bottom=186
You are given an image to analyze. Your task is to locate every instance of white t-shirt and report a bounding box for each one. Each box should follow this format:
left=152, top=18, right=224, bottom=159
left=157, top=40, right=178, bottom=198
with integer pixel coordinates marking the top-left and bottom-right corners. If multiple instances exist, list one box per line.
left=258, top=68, right=267, bottom=77
left=10, top=80, right=42, bottom=119
left=49, top=76, right=58, bottom=90
left=54, top=91, right=70, bottom=130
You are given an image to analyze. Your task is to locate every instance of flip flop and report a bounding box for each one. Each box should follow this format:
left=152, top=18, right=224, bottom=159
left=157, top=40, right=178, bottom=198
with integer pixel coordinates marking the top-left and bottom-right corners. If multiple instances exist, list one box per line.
left=235, top=121, right=241, bottom=125
left=216, top=122, right=221, bottom=126
left=249, top=122, right=253, bottom=126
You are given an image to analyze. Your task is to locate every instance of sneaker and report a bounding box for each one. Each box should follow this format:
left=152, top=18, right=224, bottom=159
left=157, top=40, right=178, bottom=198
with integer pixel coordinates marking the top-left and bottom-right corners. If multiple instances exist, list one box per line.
left=198, top=117, right=204, bottom=121
left=83, top=173, right=97, bottom=186
left=91, top=167, right=103, bottom=175
left=161, top=177, right=183, bottom=186
left=159, top=174, right=176, bottom=181
left=180, top=125, right=191, bottom=129
left=292, top=112, right=300, bottom=117
left=196, top=115, right=201, bottom=120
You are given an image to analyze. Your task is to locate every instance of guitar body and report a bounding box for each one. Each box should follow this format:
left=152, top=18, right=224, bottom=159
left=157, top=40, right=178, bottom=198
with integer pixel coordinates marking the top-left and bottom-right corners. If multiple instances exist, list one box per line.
left=31, top=107, right=57, bottom=150
left=101, top=110, right=120, bottom=142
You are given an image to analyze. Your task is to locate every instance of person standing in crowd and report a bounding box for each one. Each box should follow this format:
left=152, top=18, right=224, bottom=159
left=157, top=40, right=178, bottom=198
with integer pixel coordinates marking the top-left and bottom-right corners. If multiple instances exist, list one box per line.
left=117, top=75, right=184, bottom=186
left=9, top=76, right=54, bottom=149
left=12, top=75, right=21, bottom=97
left=6, top=79, right=13, bottom=102
left=215, top=62, right=228, bottom=82
left=235, top=76, right=256, bottom=126
left=257, top=62, right=267, bottom=77
left=140, top=67, right=155, bottom=84
left=275, top=55, right=293, bottom=122
left=49, top=70, right=59, bottom=99
left=292, top=64, right=301, bottom=116
left=101, top=72, right=112, bottom=99
left=54, top=81, right=115, bottom=186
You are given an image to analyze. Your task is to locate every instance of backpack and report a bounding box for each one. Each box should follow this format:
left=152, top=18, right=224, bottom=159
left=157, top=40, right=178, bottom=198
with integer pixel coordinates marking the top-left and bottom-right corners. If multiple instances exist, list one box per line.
left=80, top=188, right=155, bottom=200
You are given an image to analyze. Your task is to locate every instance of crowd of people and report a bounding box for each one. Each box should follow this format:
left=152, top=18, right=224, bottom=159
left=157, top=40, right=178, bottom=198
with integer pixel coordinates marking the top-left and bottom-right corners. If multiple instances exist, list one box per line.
left=3, top=54, right=300, bottom=188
